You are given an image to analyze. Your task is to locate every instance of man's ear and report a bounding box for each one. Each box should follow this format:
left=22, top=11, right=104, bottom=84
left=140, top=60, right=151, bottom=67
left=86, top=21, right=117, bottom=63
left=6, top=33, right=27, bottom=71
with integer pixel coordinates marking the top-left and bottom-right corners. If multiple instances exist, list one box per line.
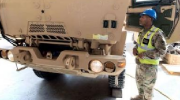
left=150, top=17, right=153, bottom=22
left=148, top=17, right=153, bottom=22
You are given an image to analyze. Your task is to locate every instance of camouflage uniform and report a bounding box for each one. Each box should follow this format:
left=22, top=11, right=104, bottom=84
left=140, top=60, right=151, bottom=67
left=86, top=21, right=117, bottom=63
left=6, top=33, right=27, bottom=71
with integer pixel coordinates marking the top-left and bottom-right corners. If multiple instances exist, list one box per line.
left=134, top=25, right=167, bottom=100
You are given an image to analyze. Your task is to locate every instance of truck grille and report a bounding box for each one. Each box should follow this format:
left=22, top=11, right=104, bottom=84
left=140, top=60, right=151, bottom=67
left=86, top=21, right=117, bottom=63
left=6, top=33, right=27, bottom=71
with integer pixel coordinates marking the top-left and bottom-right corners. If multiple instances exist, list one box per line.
left=28, top=22, right=66, bottom=34
left=30, top=35, right=71, bottom=41
left=29, top=24, right=45, bottom=32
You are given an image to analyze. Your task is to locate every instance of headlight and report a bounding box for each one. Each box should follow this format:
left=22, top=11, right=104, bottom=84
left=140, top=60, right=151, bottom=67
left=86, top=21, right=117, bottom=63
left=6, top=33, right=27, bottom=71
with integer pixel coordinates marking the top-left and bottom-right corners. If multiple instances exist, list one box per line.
left=7, top=50, right=14, bottom=62
left=89, top=60, right=104, bottom=73
left=1, top=50, right=8, bottom=59
left=117, top=62, right=126, bottom=68
left=104, top=61, right=115, bottom=73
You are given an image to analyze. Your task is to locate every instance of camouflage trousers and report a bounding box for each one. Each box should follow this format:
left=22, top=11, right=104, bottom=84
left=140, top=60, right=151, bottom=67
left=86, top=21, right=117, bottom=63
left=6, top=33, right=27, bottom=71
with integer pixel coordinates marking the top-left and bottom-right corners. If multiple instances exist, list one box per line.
left=136, top=64, right=158, bottom=100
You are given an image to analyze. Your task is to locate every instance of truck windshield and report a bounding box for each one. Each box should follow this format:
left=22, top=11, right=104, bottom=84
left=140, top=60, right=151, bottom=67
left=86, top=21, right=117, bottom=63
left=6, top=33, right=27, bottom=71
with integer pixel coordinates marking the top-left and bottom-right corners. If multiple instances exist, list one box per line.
left=132, top=0, right=173, bottom=7
left=136, top=0, right=160, bottom=2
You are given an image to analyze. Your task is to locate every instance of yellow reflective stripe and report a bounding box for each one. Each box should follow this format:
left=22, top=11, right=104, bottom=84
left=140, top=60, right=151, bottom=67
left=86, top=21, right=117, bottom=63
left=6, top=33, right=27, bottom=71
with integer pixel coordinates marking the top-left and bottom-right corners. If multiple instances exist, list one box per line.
left=147, top=28, right=159, bottom=39
left=148, top=28, right=159, bottom=48
left=137, top=46, right=145, bottom=54
left=138, top=44, right=154, bottom=51
left=139, top=58, right=159, bottom=65
left=144, top=26, right=156, bottom=39
left=143, top=56, right=158, bottom=60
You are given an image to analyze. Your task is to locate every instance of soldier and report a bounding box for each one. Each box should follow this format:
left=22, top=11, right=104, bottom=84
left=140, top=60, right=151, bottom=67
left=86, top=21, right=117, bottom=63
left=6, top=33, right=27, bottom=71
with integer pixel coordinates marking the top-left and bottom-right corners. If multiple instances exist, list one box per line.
left=131, top=9, right=167, bottom=100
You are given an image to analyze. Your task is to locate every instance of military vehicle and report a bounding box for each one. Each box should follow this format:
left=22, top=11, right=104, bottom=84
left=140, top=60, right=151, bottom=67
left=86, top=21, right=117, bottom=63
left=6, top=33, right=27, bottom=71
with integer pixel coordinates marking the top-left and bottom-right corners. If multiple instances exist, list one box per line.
left=0, top=0, right=179, bottom=98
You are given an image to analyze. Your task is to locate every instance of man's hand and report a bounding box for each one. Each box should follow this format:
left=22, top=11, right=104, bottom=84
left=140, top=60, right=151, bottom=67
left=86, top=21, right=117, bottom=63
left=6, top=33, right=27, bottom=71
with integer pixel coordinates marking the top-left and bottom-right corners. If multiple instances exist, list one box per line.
left=138, top=53, right=143, bottom=59
left=133, top=48, right=138, bottom=56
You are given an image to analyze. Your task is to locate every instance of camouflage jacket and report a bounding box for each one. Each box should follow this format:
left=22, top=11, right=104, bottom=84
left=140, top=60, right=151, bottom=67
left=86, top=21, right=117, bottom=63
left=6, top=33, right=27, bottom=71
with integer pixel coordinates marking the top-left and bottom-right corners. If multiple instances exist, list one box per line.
left=134, top=25, right=167, bottom=65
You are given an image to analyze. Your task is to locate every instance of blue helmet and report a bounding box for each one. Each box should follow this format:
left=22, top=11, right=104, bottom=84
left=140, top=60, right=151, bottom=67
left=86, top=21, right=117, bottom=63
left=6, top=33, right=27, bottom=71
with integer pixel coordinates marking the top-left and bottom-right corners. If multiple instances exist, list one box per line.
left=140, top=9, right=157, bottom=20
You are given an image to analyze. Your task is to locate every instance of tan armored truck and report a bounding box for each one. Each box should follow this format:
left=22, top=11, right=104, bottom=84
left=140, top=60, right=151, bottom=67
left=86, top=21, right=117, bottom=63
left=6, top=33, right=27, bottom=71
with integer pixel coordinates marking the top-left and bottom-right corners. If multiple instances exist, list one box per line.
left=0, top=0, right=180, bottom=98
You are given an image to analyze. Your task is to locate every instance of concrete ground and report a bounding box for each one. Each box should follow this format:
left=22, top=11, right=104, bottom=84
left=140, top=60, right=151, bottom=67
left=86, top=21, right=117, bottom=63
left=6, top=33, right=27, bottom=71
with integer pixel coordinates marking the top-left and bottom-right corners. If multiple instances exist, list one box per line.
left=0, top=33, right=180, bottom=100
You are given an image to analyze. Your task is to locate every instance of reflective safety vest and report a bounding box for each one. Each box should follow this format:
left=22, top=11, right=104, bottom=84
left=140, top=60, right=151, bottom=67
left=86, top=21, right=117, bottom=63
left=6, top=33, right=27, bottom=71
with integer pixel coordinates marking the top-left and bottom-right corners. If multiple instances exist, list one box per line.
left=137, top=26, right=159, bottom=65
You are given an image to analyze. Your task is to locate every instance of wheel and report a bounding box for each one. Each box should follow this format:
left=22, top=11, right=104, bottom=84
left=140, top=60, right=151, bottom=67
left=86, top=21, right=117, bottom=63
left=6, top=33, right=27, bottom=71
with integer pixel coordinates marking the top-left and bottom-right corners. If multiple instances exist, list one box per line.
left=112, top=89, right=122, bottom=98
left=108, top=69, right=125, bottom=89
left=33, top=69, right=59, bottom=80
left=108, top=69, right=125, bottom=98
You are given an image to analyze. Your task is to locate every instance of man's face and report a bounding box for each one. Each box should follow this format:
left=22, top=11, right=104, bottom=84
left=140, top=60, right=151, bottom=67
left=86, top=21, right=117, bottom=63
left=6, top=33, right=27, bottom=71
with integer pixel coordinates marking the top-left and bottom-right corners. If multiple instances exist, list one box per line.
left=139, top=15, right=151, bottom=26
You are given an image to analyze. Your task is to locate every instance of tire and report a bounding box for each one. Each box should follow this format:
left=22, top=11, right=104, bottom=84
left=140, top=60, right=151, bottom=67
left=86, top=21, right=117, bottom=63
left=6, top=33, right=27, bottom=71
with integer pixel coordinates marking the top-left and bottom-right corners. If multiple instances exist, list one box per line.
left=112, top=89, right=122, bottom=98
left=108, top=69, right=125, bottom=89
left=33, top=69, right=59, bottom=80
left=108, top=69, right=125, bottom=98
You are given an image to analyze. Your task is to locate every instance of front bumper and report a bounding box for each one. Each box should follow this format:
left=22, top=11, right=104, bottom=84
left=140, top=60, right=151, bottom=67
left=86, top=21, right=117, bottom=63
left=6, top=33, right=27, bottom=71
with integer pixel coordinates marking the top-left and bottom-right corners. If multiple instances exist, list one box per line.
left=12, top=47, right=126, bottom=78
